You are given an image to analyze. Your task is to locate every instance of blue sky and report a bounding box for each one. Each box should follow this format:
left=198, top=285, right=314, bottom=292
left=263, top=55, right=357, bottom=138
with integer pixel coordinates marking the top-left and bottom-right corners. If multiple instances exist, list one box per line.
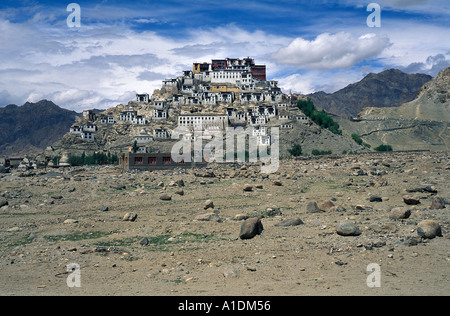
left=0, top=0, right=449, bottom=110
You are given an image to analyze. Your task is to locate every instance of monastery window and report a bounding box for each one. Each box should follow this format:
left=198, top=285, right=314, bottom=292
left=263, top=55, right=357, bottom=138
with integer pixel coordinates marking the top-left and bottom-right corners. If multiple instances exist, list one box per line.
left=148, top=157, right=157, bottom=165
left=134, top=157, right=144, bottom=165
left=163, top=156, right=172, bottom=165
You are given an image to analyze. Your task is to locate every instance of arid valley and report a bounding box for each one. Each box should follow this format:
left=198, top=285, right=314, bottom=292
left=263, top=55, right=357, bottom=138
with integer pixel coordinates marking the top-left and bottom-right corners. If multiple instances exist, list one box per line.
left=1, top=151, right=448, bottom=296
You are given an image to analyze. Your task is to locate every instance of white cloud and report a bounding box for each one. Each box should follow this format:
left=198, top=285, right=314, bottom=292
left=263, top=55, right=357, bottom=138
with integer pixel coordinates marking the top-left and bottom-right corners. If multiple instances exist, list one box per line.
left=0, top=19, right=292, bottom=110
left=271, top=32, right=391, bottom=70
left=0, top=2, right=448, bottom=113
left=273, top=69, right=371, bottom=95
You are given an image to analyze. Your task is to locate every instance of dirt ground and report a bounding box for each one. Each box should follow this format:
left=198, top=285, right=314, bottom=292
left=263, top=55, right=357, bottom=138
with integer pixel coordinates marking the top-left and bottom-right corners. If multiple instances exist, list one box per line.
left=0, top=151, right=449, bottom=296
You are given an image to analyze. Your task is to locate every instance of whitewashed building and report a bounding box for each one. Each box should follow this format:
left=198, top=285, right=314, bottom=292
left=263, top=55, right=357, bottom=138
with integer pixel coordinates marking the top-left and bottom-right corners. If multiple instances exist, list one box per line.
left=81, top=131, right=95, bottom=141
left=178, top=114, right=228, bottom=129
left=136, top=93, right=149, bottom=103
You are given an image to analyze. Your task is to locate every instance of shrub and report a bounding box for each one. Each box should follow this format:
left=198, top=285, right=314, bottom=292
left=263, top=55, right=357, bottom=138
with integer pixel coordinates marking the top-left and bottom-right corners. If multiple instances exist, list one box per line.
left=311, top=149, right=332, bottom=156
left=297, top=99, right=342, bottom=135
left=374, top=144, right=393, bottom=152
left=288, top=144, right=303, bottom=156
left=351, top=133, right=363, bottom=145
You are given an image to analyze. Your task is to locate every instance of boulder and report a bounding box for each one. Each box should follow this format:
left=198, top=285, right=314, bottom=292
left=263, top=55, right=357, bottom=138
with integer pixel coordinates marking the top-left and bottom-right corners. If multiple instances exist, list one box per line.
left=0, top=197, right=8, bottom=208
left=195, top=213, right=221, bottom=222
left=429, top=197, right=445, bottom=209
left=159, top=194, right=172, bottom=201
left=369, top=196, right=383, bottom=202
left=417, top=220, right=442, bottom=239
left=306, top=201, right=322, bottom=213
left=63, top=219, right=78, bottom=224
left=264, top=207, right=282, bottom=217
left=239, top=217, right=264, bottom=240
left=123, top=212, right=138, bottom=221
left=389, top=207, right=411, bottom=219
left=318, top=200, right=335, bottom=210
left=243, top=184, right=253, bottom=192
left=204, top=199, right=214, bottom=210
left=336, top=220, right=361, bottom=236
left=274, top=218, right=304, bottom=227
left=403, top=195, right=420, bottom=205
left=234, top=214, right=249, bottom=221
left=175, top=179, right=185, bottom=187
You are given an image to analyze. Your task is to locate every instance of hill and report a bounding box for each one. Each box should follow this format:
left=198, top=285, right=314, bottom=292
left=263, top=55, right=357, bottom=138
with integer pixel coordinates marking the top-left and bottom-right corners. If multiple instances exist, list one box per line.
left=306, top=69, right=432, bottom=118
left=337, top=67, right=450, bottom=151
left=0, top=100, right=80, bottom=157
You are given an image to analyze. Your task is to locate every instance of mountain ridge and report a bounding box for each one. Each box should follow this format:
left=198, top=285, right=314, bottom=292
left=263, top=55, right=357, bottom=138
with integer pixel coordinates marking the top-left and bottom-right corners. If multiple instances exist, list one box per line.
left=306, top=69, right=433, bottom=118
left=0, top=100, right=80, bottom=157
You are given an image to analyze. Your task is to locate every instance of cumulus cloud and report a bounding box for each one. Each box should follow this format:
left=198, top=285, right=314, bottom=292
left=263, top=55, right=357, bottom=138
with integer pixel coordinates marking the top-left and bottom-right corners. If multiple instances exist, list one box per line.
left=0, top=17, right=291, bottom=110
left=271, top=32, right=391, bottom=70
left=397, top=54, right=450, bottom=76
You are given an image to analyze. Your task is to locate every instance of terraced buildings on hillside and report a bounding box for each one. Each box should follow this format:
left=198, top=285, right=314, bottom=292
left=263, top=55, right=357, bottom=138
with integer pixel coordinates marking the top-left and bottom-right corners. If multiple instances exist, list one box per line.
left=67, top=57, right=308, bottom=150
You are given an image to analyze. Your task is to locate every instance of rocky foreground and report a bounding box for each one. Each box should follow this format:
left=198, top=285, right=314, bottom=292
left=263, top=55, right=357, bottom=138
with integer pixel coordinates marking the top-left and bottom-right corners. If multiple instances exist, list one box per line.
left=0, top=151, right=449, bottom=296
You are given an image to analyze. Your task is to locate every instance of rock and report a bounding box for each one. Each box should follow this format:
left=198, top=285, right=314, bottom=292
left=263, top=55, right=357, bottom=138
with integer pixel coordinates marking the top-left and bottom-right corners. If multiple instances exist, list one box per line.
left=272, top=180, right=282, bottom=186
left=140, top=237, right=149, bottom=246
left=195, top=213, right=221, bottom=222
left=175, top=179, right=185, bottom=187
left=406, top=186, right=437, bottom=194
left=51, top=195, right=63, bottom=200
left=417, top=220, right=442, bottom=239
left=318, top=200, right=335, bottom=210
left=174, top=189, right=184, bottom=196
left=101, top=206, right=109, bottom=212
left=353, top=169, right=367, bottom=176
left=306, top=201, right=322, bottom=213
left=159, top=194, right=172, bottom=201
left=403, top=195, right=420, bottom=205
left=369, top=196, right=383, bottom=202
left=63, top=219, right=78, bottom=224
left=111, top=185, right=126, bottom=190
left=429, top=197, right=445, bottom=209
left=0, top=197, right=8, bottom=208
left=243, top=184, right=253, bottom=192
left=204, top=199, right=214, bottom=210
left=222, top=267, right=239, bottom=278
left=274, top=218, right=304, bottom=227
left=264, top=207, right=282, bottom=217
left=123, top=212, right=138, bottom=221
left=336, top=220, right=361, bottom=236
left=234, top=214, right=249, bottom=221
left=194, top=171, right=215, bottom=178
left=389, top=207, right=411, bottom=219
left=397, top=236, right=422, bottom=247
left=239, top=217, right=264, bottom=239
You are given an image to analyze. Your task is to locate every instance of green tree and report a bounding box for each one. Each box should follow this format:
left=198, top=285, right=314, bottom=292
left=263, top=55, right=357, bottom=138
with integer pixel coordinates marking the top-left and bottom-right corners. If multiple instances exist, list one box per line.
left=297, top=98, right=342, bottom=135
